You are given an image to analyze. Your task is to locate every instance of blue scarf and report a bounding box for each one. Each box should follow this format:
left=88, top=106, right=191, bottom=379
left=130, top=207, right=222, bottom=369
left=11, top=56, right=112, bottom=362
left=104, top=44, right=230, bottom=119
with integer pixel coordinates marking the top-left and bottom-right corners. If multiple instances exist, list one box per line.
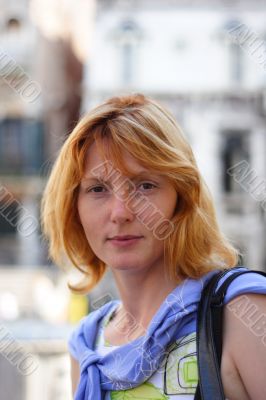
left=68, top=266, right=266, bottom=399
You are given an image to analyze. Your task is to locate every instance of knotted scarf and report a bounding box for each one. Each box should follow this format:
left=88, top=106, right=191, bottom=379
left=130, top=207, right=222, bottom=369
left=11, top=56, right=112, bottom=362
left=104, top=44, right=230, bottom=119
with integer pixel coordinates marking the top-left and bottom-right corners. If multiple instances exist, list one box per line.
left=68, top=266, right=266, bottom=399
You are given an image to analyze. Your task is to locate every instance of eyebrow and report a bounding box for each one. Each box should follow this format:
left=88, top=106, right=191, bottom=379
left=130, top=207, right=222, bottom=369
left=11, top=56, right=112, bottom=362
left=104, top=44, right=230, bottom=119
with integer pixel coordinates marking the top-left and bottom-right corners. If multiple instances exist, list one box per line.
left=81, top=170, right=158, bottom=183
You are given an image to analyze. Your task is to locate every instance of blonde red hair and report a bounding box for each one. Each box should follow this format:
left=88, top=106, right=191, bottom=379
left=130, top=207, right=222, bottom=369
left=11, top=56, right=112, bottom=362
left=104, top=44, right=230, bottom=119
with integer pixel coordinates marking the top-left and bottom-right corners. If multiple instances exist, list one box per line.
left=41, top=93, right=240, bottom=293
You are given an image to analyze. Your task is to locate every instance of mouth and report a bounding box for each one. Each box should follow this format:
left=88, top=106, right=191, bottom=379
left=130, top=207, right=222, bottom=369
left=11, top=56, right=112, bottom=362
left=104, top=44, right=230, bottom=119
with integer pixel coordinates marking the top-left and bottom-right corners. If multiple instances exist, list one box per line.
left=108, top=235, right=143, bottom=241
left=107, top=236, right=143, bottom=247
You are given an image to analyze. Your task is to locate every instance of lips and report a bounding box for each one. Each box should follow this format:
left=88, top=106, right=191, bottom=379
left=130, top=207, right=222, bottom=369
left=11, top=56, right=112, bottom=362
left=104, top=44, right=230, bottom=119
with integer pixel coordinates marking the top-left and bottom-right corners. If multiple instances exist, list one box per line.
left=109, top=235, right=143, bottom=240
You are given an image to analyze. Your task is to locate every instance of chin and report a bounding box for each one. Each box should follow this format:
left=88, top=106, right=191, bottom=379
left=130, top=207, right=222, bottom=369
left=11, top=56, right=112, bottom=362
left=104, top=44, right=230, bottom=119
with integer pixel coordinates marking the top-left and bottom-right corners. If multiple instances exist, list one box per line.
left=110, top=264, right=135, bottom=270
left=109, top=261, right=141, bottom=271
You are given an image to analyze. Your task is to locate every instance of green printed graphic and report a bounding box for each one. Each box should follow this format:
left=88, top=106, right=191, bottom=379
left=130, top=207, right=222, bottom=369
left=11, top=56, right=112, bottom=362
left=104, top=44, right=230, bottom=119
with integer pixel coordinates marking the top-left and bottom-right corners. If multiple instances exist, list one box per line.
left=183, top=359, right=198, bottom=383
left=110, top=382, right=169, bottom=400
left=164, top=332, right=198, bottom=395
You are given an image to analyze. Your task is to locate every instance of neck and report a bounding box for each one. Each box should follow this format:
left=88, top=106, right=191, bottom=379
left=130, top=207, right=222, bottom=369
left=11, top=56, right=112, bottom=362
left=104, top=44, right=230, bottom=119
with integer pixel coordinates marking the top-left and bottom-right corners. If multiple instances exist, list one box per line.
left=110, top=265, right=181, bottom=334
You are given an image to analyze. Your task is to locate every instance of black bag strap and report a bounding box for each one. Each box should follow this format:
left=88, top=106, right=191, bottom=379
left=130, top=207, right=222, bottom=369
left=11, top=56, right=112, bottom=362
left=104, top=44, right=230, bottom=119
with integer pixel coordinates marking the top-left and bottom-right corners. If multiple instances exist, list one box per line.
left=194, top=267, right=266, bottom=400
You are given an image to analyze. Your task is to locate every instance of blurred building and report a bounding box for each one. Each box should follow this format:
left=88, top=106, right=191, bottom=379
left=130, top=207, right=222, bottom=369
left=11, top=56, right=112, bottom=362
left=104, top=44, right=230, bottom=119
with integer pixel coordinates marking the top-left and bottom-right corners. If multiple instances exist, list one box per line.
left=83, top=0, right=266, bottom=270
left=0, top=0, right=87, bottom=267
left=0, top=1, right=89, bottom=398
left=0, top=0, right=45, bottom=266
left=0, top=322, right=72, bottom=400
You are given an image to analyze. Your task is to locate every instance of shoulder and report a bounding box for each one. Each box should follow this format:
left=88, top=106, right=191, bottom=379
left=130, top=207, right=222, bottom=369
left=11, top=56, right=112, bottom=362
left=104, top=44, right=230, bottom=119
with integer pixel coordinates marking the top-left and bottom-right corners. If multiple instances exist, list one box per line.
left=216, top=266, right=266, bottom=305
left=223, top=289, right=266, bottom=399
left=218, top=266, right=266, bottom=347
left=207, top=266, right=266, bottom=398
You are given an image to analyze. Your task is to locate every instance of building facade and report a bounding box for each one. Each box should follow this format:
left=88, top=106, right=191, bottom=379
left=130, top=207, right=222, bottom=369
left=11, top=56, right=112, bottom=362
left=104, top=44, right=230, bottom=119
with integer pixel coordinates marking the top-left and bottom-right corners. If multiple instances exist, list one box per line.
left=83, top=0, right=266, bottom=270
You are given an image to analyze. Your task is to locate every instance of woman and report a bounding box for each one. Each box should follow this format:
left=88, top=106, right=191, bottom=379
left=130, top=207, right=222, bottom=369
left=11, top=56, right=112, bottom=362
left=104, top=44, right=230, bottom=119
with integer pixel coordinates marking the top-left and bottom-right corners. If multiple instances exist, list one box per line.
left=41, top=93, right=266, bottom=400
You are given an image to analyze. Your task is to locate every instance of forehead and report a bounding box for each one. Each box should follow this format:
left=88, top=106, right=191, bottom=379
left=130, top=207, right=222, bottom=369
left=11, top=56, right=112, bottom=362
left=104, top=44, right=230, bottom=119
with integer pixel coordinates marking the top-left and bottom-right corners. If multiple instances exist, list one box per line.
left=82, top=141, right=151, bottom=179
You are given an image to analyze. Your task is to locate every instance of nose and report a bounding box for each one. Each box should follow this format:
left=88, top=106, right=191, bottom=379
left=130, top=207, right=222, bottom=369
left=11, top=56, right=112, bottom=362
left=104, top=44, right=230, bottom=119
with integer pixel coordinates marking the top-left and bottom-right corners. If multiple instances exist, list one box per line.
left=109, top=193, right=134, bottom=224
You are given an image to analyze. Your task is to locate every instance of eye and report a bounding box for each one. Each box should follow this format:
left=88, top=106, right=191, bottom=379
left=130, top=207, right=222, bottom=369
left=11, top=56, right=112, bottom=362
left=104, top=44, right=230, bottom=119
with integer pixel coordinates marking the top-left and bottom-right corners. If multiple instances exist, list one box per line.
left=139, top=182, right=156, bottom=191
left=86, top=185, right=108, bottom=193
left=85, top=182, right=156, bottom=194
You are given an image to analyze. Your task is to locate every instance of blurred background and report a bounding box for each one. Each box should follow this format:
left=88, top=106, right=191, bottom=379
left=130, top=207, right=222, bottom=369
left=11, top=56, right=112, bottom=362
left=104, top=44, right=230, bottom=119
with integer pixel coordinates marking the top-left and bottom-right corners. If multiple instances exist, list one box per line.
left=0, top=0, right=266, bottom=398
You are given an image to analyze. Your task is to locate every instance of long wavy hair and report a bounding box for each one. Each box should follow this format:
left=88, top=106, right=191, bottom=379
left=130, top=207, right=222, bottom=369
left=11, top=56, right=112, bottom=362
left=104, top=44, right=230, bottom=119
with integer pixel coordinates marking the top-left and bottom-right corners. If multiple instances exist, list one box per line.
left=41, top=93, right=240, bottom=293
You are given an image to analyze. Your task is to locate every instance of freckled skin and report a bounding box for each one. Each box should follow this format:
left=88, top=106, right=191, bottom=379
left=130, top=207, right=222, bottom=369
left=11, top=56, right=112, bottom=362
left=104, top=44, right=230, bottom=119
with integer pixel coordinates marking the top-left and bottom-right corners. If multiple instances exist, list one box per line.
left=77, top=141, right=178, bottom=277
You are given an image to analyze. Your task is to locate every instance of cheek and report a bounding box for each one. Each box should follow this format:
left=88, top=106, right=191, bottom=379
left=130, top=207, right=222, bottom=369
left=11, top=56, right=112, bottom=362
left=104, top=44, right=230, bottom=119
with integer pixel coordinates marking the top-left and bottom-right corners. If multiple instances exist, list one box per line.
left=77, top=198, right=93, bottom=231
left=171, top=195, right=178, bottom=217
left=162, top=191, right=178, bottom=219
left=77, top=203, right=97, bottom=247
left=77, top=198, right=85, bottom=226
left=77, top=198, right=105, bottom=237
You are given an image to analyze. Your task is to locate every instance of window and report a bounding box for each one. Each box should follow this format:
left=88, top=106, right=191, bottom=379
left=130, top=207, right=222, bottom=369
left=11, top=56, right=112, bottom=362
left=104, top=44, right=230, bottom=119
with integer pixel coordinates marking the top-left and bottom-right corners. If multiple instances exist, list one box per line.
left=221, top=129, right=250, bottom=193
left=228, top=41, right=243, bottom=85
left=111, top=20, right=143, bottom=85
left=6, top=17, right=21, bottom=32
left=221, top=19, right=244, bottom=85
left=0, top=118, right=45, bottom=175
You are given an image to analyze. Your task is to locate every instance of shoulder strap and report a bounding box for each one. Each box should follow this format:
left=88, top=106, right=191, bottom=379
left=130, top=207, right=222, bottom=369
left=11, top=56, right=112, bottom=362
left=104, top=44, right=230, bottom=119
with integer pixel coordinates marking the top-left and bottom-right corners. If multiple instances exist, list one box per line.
left=194, top=268, right=266, bottom=400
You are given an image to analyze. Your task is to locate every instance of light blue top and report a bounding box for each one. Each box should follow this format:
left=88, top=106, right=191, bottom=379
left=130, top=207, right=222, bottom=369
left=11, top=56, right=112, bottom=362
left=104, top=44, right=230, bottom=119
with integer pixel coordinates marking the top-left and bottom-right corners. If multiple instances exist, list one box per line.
left=68, top=266, right=266, bottom=400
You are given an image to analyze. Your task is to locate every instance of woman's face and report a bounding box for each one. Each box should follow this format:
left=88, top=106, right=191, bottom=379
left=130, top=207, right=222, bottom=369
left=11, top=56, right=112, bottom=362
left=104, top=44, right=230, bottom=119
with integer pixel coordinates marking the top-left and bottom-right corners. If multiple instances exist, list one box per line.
left=77, top=141, right=178, bottom=276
